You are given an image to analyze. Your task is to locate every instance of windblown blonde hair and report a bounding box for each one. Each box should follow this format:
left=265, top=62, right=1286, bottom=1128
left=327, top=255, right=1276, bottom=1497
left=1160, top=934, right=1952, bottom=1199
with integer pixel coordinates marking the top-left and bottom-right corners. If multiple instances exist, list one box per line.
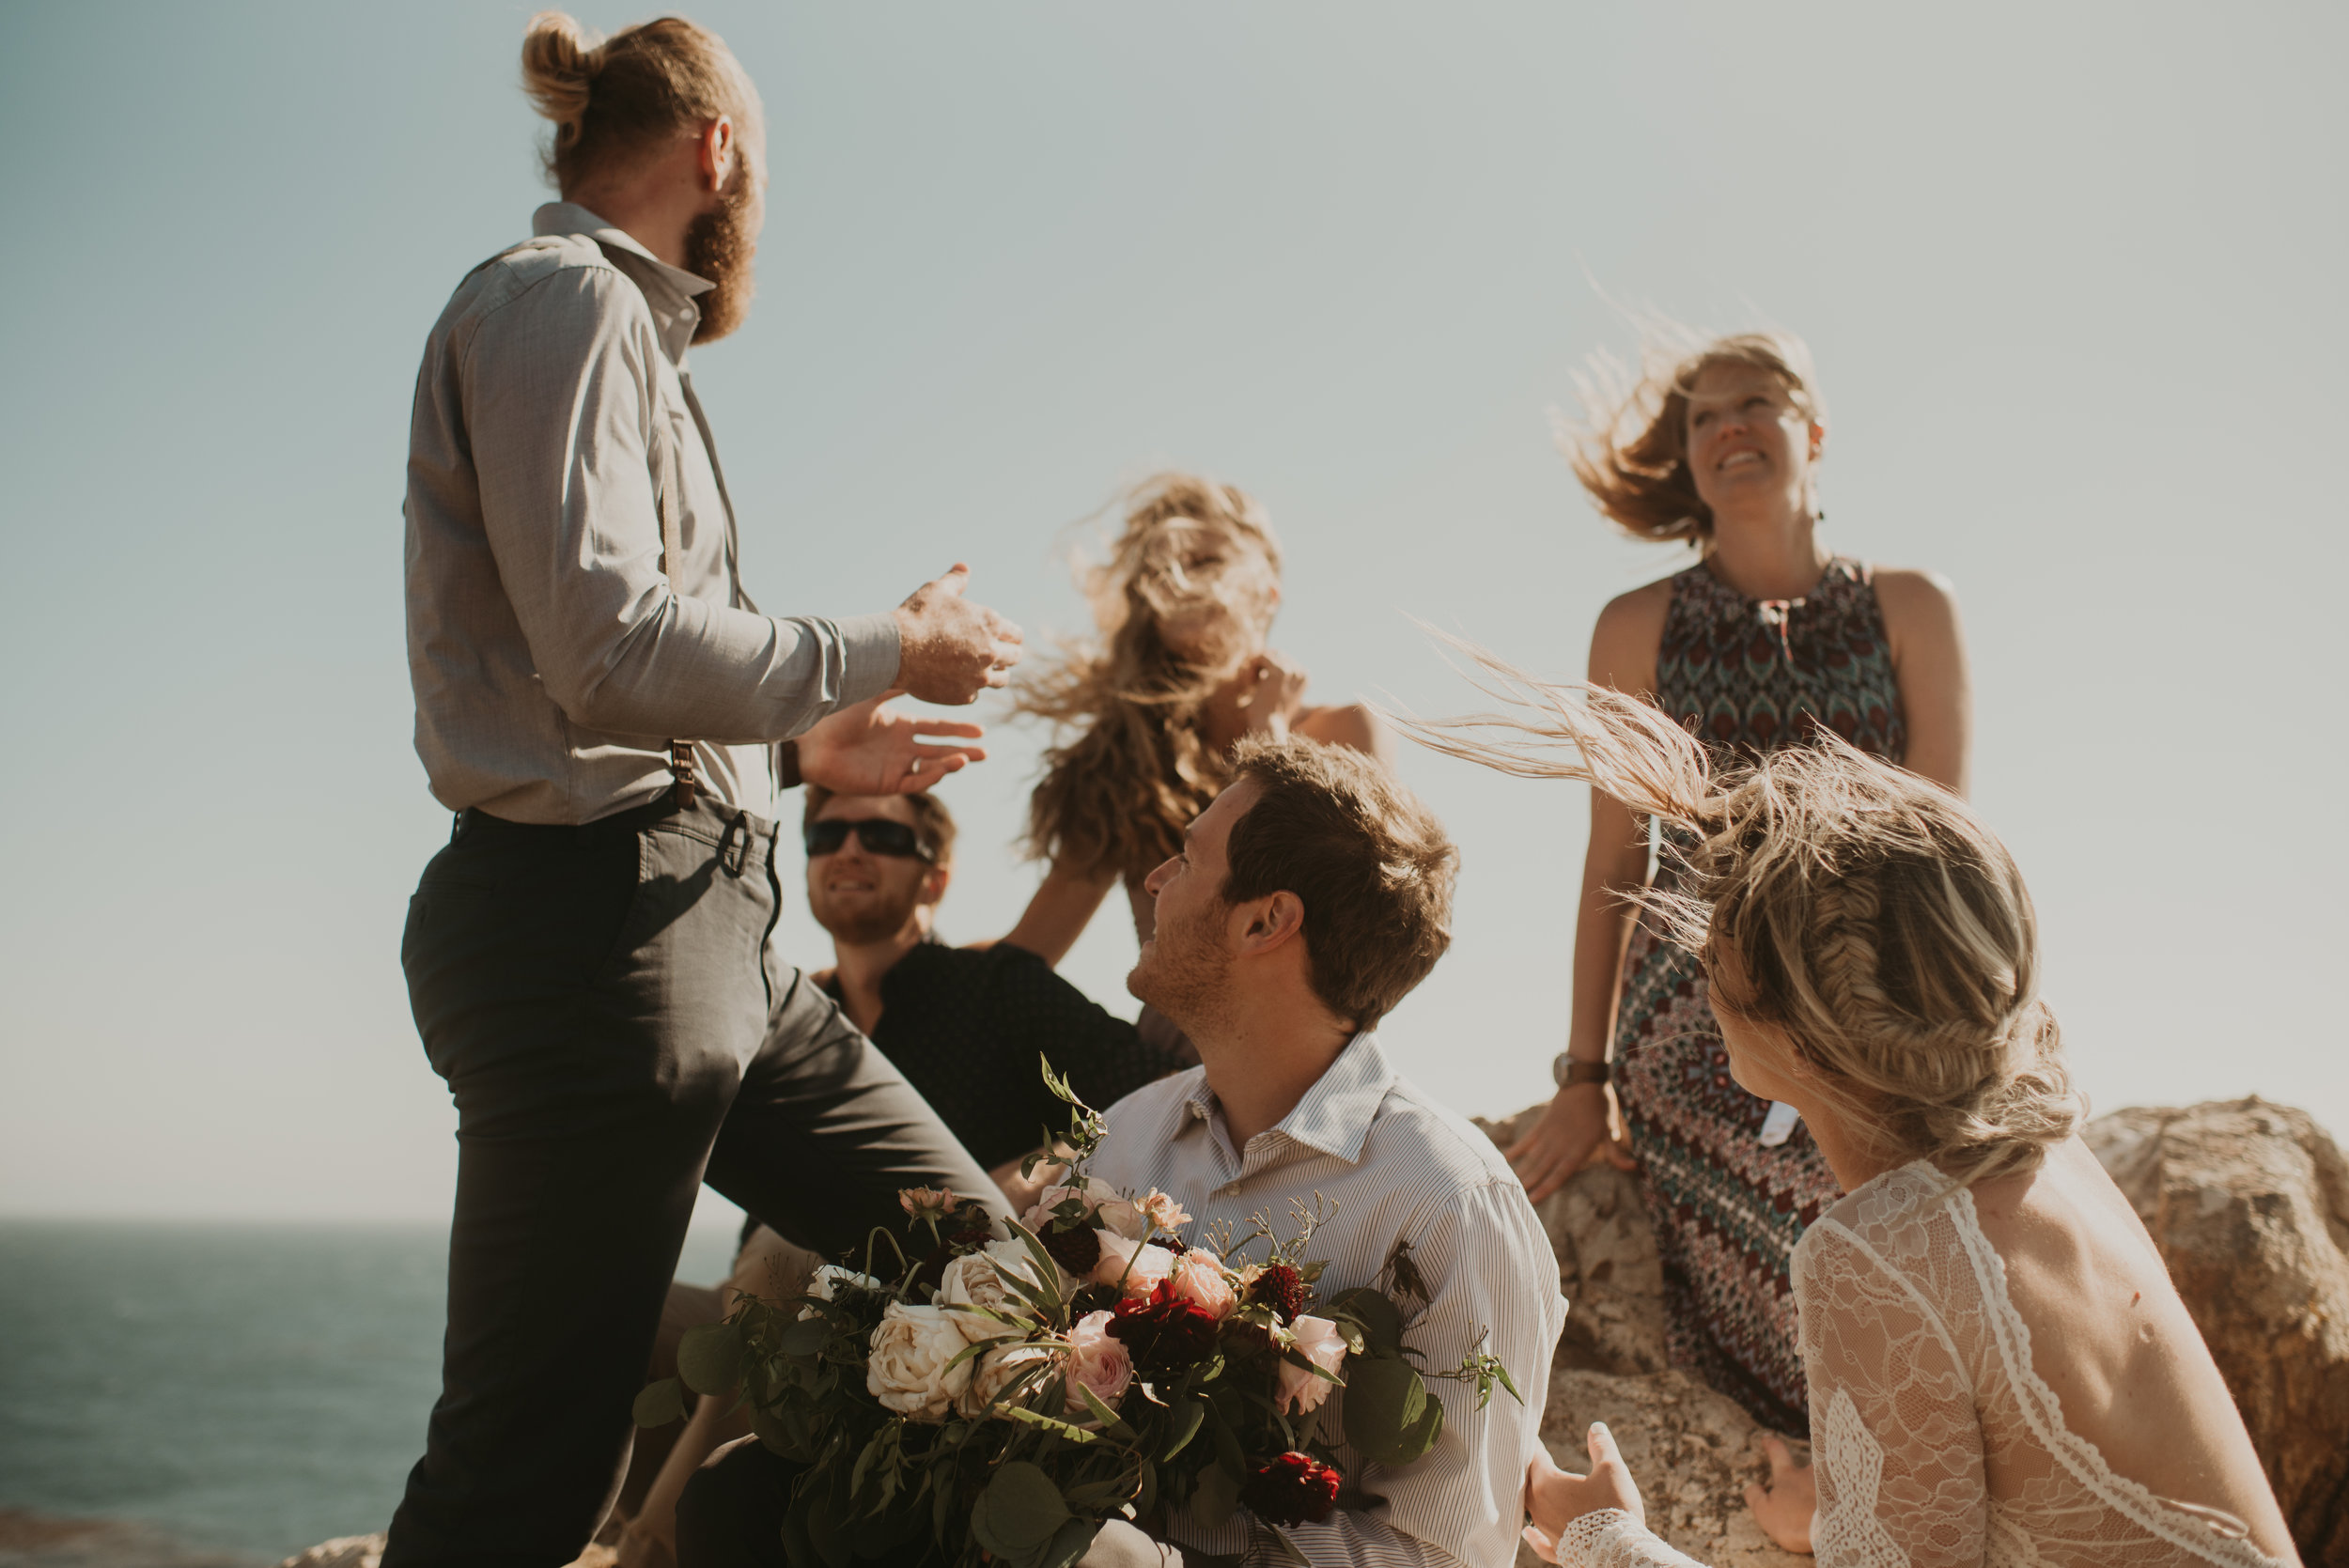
left=1561, top=324, right=1826, bottom=544
left=521, top=11, right=764, bottom=193
left=1406, top=645, right=2080, bottom=1186
left=1018, top=474, right=1283, bottom=881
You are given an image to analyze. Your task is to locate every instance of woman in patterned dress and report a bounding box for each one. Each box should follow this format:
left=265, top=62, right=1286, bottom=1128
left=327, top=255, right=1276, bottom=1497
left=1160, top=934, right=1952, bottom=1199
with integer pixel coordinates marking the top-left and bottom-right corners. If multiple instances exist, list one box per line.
left=1504, top=330, right=1972, bottom=1435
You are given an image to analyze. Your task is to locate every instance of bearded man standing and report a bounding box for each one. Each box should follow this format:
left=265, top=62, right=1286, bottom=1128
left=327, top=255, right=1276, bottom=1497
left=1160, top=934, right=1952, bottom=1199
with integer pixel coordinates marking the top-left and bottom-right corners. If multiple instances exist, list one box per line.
left=393, top=14, right=1022, bottom=1566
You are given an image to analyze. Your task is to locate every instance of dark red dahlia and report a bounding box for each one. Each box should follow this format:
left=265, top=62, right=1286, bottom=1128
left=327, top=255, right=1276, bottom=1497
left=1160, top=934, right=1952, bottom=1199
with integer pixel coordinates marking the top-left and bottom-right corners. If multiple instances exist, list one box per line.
left=1152, top=1234, right=1188, bottom=1255
left=1241, top=1452, right=1341, bottom=1526
left=1247, top=1264, right=1305, bottom=1324
left=1040, top=1222, right=1102, bottom=1275
left=1106, top=1281, right=1221, bottom=1379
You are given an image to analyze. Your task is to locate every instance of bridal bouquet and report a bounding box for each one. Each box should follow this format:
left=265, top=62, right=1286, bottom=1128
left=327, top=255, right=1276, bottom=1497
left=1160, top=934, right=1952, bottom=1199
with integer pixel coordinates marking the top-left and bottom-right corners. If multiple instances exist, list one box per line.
left=635, top=1063, right=1519, bottom=1568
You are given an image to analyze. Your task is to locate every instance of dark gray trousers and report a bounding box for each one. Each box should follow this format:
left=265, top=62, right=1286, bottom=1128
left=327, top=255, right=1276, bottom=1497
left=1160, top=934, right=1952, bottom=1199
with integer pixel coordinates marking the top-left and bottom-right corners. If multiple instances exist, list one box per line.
left=383, top=795, right=999, bottom=1568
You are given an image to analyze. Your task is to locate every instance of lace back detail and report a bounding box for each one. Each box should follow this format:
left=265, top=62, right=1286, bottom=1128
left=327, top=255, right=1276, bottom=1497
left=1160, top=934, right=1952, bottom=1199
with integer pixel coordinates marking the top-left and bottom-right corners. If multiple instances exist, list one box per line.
left=1797, top=1163, right=2286, bottom=1568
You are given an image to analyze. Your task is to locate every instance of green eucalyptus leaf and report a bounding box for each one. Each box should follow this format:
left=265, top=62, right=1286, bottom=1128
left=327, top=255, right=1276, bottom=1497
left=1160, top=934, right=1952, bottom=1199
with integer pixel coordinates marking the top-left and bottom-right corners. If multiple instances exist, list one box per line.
left=631, top=1377, right=687, bottom=1428
left=1205, top=1397, right=1247, bottom=1479
left=677, top=1322, right=747, bottom=1395
left=1042, top=1517, right=1100, bottom=1568
left=1328, top=1288, right=1403, bottom=1358
left=1002, top=1405, right=1102, bottom=1443
left=1340, top=1357, right=1435, bottom=1465
left=1159, top=1395, right=1206, bottom=1462
left=1393, top=1391, right=1444, bottom=1463
left=778, top=1315, right=831, bottom=1357
left=1075, top=1380, right=1136, bottom=1440
left=972, top=1461, right=1073, bottom=1559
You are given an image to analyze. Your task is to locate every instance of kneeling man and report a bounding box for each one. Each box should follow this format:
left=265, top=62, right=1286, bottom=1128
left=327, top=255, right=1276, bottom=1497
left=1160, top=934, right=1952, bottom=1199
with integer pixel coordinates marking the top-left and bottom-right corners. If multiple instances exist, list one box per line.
left=1089, top=737, right=1564, bottom=1568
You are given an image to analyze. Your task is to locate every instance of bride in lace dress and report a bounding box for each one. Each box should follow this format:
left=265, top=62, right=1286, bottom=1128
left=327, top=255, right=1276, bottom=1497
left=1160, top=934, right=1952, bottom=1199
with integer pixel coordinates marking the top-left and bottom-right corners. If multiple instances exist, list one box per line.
left=1408, top=674, right=2300, bottom=1567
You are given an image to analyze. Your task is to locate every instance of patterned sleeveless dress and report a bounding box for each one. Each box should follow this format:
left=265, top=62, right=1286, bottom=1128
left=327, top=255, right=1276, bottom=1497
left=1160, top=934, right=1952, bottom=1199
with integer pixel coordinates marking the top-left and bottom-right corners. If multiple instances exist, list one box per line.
left=1610, top=556, right=1906, bottom=1436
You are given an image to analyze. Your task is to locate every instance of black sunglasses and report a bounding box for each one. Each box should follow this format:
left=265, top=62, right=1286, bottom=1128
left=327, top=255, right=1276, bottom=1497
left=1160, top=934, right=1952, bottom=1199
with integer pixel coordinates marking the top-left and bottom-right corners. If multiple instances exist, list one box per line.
left=804, top=818, right=935, bottom=862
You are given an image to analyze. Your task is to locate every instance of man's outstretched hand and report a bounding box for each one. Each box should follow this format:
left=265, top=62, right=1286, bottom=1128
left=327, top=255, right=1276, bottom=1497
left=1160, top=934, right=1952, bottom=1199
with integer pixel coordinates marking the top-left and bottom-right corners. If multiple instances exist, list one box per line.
left=894, top=565, right=1022, bottom=705
left=798, top=692, right=986, bottom=795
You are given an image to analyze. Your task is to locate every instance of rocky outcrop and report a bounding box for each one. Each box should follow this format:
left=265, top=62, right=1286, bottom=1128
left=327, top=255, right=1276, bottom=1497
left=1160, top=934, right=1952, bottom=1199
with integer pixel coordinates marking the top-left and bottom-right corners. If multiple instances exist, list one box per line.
left=272, top=1538, right=614, bottom=1568
left=2083, top=1097, right=2349, bottom=1565
left=0, top=1512, right=258, bottom=1568
left=1482, top=1097, right=2349, bottom=1567
left=272, top=1541, right=379, bottom=1568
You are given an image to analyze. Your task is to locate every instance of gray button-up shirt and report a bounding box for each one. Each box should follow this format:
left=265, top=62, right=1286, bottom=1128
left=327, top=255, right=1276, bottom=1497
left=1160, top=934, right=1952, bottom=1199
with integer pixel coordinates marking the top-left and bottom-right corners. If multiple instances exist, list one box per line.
left=1087, top=1035, right=1566, bottom=1568
left=405, top=203, right=900, bottom=824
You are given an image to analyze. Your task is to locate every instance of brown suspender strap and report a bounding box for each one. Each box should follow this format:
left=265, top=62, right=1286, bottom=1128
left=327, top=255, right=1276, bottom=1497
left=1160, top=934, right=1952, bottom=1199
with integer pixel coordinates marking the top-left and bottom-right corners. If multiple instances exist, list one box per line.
left=656, top=479, right=697, bottom=810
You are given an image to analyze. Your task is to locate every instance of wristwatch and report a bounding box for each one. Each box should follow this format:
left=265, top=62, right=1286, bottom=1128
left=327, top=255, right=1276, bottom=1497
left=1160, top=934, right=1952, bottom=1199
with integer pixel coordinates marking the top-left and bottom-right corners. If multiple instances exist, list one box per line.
left=1552, top=1054, right=1610, bottom=1088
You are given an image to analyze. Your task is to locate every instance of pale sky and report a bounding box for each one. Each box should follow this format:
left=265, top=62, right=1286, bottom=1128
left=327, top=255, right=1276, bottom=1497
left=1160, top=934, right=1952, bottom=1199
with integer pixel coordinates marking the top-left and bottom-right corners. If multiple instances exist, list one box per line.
left=2, top=2, right=2341, bottom=1222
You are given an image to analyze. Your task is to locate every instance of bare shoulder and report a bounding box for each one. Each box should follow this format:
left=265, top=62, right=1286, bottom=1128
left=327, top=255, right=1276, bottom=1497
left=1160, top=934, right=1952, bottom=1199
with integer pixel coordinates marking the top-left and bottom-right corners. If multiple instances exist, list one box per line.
left=1870, top=567, right=1961, bottom=623
left=1292, top=701, right=1390, bottom=761
left=1589, top=576, right=1673, bottom=692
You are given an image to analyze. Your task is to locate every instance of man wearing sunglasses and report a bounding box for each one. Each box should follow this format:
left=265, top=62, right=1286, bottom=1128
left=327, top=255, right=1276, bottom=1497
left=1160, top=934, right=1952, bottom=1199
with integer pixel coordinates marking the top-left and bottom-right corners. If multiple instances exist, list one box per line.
left=801, top=788, right=1183, bottom=1181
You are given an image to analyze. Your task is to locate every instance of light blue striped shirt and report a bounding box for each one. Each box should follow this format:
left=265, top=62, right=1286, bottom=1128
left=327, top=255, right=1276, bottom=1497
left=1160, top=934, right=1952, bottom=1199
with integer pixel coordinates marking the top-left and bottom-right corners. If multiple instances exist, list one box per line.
left=1089, top=1033, right=1566, bottom=1568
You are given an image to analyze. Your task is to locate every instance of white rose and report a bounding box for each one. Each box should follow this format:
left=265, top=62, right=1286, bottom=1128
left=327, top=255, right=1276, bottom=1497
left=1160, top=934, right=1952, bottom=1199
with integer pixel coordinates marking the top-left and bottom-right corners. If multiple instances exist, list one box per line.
left=799, top=1264, right=884, bottom=1321
left=939, top=1245, right=1050, bottom=1343
left=1090, top=1234, right=1176, bottom=1298
left=865, top=1302, right=973, bottom=1421
left=957, top=1342, right=1066, bottom=1419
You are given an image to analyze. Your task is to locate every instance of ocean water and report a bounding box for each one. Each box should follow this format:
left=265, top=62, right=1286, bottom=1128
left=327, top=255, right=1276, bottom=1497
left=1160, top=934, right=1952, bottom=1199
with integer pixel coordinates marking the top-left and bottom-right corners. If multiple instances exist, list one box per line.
left=0, top=1220, right=741, bottom=1562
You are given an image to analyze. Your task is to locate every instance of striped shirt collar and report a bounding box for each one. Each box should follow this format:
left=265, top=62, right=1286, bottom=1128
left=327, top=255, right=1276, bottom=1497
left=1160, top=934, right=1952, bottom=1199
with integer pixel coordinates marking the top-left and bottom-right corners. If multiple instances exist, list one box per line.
left=1181, top=1032, right=1396, bottom=1172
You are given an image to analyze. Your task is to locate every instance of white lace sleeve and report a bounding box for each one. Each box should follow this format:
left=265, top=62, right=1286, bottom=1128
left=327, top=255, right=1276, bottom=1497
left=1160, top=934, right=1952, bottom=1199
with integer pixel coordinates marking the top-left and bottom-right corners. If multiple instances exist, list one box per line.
left=1552, top=1509, right=1709, bottom=1568
left=1796, top=1222, right=1987, bottom=1568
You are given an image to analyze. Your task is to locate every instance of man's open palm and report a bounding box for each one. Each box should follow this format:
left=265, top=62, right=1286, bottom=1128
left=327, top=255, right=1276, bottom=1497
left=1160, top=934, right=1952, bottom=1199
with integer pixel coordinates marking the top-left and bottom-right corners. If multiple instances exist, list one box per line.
left=798, top=692, right=986, bottom=795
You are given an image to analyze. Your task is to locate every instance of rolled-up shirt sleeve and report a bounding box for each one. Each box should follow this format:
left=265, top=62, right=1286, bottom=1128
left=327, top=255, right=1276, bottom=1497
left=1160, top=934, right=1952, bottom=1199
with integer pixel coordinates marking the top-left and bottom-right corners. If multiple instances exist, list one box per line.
left=460, top=266, right=898, bottom=743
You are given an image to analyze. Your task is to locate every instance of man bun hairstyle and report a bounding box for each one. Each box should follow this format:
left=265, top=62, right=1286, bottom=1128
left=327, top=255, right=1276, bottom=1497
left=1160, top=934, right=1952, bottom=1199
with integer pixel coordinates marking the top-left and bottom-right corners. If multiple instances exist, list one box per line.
left=1220, top=737, right=1456, bottom=1032
left=1406, top=643, right=2083, bottom=1188
left=521, top=11, right=764, bottom=194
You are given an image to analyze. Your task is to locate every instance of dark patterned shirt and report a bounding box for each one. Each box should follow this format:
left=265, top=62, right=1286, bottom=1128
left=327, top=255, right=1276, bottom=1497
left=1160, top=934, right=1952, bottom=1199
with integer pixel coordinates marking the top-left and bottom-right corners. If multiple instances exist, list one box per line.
left=823, top=940, right=1182, bottom=1171
left=1654, top=555, right=1905, bottom=765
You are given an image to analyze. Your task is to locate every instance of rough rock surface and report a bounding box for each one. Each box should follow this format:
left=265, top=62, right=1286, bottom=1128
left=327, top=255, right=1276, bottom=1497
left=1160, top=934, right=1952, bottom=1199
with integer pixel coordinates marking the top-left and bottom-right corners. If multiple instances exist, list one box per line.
left=2083, top=1096, right=2349, bottom=1565
left=0, top=1512, right=257, bottom=1568
left=271, top=1539, right=614, bottom=1568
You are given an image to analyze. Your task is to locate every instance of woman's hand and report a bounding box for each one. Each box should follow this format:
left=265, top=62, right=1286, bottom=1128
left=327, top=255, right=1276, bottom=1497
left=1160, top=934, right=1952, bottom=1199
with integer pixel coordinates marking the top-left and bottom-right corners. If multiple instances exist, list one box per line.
left=1236, top=650, right=1310, bottom=734
left=1507, top=1081, right=1637, bottom=1203
left=1742, top=1435, right=1815, bottom=1553
left=1524, top=1422, right=1644, bottom=1563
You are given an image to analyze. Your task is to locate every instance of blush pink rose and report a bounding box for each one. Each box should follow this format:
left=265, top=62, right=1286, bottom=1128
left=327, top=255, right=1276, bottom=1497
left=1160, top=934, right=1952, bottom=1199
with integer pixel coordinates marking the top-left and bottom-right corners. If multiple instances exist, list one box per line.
left=1089, top=1232, right=1175, bottom=1298
left=1065, top=1309, right=1134, bottom=1414
left=1276, top=1314, right=1349, bottom=1415
left=1019, top=1183, right=1092, bottom=1235
left=1168, top=1250, right=1237, bottom=1320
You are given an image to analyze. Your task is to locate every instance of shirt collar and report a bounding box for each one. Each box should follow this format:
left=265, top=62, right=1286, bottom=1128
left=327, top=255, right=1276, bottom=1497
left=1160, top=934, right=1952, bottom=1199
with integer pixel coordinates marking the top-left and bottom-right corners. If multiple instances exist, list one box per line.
left=1181, top=1032, right=1396, bottom=1169
left=533, top=202, right=714, bottom=364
